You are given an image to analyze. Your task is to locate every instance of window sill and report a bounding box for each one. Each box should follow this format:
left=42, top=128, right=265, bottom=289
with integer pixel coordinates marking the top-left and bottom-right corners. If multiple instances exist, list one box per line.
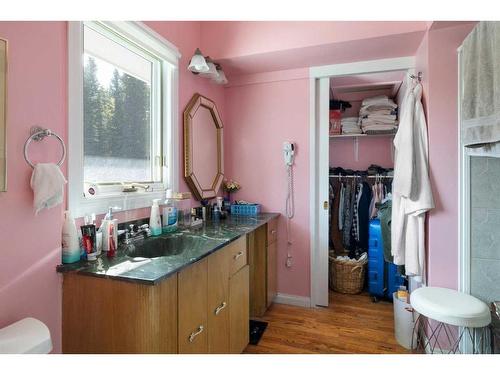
left=71, top=190, right=166, bottom=218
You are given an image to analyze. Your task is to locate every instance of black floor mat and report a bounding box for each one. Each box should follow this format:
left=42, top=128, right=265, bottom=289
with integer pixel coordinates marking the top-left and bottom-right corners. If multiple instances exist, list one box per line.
left=249, top=319, right=268, bottom=345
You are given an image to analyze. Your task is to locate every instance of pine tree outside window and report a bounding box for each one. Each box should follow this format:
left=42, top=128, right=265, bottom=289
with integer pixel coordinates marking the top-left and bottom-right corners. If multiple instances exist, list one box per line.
left=68, top=22, right=180, bottom=217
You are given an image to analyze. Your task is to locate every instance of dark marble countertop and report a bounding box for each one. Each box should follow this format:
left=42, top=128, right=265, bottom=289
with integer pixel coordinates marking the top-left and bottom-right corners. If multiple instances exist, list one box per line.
left=56, top=213, right=279, bottom=285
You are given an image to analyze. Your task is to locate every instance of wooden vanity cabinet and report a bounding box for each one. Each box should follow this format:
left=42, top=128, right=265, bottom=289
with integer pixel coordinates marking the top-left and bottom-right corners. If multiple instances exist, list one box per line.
left=62, top=227, right=259, bottom=354
left=248, top=217, right=278, bottom=317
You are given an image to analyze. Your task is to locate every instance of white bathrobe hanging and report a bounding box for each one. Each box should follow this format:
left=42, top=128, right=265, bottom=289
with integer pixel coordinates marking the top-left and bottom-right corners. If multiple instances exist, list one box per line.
left=391, top=81, right=434, bottom=278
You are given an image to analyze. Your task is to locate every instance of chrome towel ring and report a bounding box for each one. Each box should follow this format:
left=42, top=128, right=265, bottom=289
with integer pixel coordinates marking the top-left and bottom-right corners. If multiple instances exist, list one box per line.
left=24, top=126, right=66, bottom=168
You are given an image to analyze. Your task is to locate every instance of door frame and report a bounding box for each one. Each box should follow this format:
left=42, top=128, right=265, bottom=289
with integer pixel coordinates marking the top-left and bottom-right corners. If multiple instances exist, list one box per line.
left=308, top=56, right=416, bottom=307
left=457, top=46, right=471, bottom=295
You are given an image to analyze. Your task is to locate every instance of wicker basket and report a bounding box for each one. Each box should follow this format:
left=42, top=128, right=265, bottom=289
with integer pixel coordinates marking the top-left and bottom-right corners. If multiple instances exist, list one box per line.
left=329, top=253, right=367, bottom=294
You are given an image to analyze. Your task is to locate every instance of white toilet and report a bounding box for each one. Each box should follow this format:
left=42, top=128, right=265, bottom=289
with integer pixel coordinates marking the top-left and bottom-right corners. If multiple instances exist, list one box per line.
left=0, top=317, right=52, bottom=354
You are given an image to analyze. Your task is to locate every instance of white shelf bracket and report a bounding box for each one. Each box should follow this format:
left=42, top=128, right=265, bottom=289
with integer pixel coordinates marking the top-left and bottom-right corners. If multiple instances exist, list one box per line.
left=354, top=137, right=359, bottom=162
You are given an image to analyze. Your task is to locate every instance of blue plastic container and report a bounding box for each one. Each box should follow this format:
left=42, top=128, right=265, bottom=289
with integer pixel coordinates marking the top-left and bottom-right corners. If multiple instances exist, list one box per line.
left=368, top=219, right=404, bottom=300
left=230, top=203, right=261, bottom=216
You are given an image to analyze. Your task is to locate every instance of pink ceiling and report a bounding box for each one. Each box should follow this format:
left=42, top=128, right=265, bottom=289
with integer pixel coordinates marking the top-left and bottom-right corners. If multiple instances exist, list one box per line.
left=330, top=70, right=406, bottom=87
left=198, top=21, right=429, bottom=76
left=200, top=21, right=428, bottom=59
left=216, top=30, right=427, bottom=76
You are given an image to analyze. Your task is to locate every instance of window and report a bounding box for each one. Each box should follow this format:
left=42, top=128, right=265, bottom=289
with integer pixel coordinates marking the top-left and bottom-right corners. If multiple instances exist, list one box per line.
left=68, top=22, right=180, bottom=217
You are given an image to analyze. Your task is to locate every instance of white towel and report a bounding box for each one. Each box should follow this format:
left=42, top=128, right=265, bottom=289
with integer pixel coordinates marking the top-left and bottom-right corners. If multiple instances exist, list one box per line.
left=30, top=163, right=67, bottom=214
left=461, top=22, right=500, bottom=150
left=361, top=95, right=395, bottom=107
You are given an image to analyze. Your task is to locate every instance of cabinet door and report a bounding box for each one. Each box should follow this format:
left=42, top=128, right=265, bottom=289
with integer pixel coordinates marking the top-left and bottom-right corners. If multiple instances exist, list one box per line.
left=229, top=265, right=249, bottom=353
left=178, top=258, right=208, bottom=353
left=248, top=226, right=267, bottom=317
left=267, top=218, right=278, bottom=245
left=207, top=247, right=230, bottom=353
left=267, top=241, right=277, bottom=307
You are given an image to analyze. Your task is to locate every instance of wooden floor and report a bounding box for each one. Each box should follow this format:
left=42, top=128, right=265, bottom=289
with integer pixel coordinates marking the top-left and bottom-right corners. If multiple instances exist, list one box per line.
left=244, top=291, right=409, bottom=354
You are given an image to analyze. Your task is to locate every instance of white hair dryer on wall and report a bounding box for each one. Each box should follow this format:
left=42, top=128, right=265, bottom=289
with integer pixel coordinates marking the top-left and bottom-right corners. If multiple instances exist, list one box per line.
left=283, top=142, right=295, bottom=268
left=283, top=141, right=295, bottom=166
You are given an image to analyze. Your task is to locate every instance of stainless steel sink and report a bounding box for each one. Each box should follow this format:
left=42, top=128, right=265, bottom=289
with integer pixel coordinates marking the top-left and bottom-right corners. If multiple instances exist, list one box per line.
left=124, top=234, right=194, bottom=258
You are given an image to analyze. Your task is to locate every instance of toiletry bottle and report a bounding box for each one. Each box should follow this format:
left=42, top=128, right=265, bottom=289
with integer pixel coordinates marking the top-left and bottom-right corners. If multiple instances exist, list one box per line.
left=62, top=211, right=81, bottom=264
left=106, top=220, right=117, bottom=258
left=101, top=207, right=118, bottom=252
left=150, top=199, right=162, bottom=236
left=161, top=189, right=178, bottom=233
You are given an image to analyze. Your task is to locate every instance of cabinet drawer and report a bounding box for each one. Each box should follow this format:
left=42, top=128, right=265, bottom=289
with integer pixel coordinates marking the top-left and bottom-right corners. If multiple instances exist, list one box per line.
left=228, top=236, right=247, bottom=276
left=267, top=218, right=278, bottom=245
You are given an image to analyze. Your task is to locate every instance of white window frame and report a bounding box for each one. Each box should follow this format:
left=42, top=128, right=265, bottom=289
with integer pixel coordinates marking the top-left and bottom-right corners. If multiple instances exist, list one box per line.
left=68, top=21, right=180, bottom=218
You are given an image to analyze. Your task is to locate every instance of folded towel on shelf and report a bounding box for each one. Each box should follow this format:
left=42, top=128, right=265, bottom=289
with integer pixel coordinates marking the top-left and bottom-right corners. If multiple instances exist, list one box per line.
left=359, top=95, right=398, bottom=119
left=342, top=128, right=363, bottom=135
left=363, top=128, right=398, bottom=135
left=362, top=129, right=398, bottom=136
left=361, top=95, right=398, bottom=108
left=341, top=117, right=359, bottom=123
left=361, top=108, right=396, bottom=117
left=342, top=124, right=360, bottom=129
left=342, top=117, right=361, bottom=133
left=358, top=95, right=399, bottom=136
left=361, top=114, right=397, bottom=122
left=362, top=123, right=398, bottom=130
left=30, top=163, right=67, bottom=214
left=342, top=122, right=362, bottom=134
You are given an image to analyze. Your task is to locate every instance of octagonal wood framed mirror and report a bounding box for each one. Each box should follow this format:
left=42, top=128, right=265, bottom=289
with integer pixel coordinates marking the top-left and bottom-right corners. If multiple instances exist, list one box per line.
left=183, top=93, right=224, bottom=201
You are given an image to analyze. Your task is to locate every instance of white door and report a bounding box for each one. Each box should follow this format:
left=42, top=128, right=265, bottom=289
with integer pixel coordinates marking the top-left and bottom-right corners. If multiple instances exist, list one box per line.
left=310, top=77, right=330, bottom=307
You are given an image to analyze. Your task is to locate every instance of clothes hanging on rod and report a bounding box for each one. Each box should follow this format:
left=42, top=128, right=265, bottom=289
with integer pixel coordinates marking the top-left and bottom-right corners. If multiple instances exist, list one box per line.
left=329, top=166, right=390, bottom=258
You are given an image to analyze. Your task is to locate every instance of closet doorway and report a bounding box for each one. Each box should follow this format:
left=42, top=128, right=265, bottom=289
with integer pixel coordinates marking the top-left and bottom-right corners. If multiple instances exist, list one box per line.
left=309, top=57, right=416, bottom=307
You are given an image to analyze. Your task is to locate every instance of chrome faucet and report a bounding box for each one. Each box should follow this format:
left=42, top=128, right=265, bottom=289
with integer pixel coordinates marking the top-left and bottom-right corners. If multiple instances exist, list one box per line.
left=123, top=224, right=151, bottom=244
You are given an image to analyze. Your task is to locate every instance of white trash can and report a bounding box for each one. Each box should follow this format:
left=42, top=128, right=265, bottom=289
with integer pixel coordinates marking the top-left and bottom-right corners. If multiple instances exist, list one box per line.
left=393, top=292, right=417, bottom=350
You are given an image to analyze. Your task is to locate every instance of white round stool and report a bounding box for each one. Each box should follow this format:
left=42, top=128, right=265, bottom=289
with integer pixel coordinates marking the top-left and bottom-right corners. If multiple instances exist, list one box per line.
left=411, top=287, right=491, bottom=354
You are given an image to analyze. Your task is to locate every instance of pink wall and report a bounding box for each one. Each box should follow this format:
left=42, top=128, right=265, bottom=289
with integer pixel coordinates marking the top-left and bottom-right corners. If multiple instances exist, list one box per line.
left=222, top=22, right=479, bottom=298
left=422, top=23, right=476, bottom=289
left=224, top=70, right=310, bottom=297
left=0, top=21, right=225, bottom=353
left=0, top=21, right=67, bottom=354
left=144, top=21, right=226, bottom=206
left=330, top=138, right=393, bottom=171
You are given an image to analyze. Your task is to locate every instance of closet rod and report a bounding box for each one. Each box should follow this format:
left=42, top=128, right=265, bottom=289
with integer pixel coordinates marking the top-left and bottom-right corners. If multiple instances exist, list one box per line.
left=329, top=174, right=393, bottom=179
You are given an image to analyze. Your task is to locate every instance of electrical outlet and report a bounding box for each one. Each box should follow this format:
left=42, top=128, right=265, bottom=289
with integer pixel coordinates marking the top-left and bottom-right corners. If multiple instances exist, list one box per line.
left=286, top=256, right=293, bottom=268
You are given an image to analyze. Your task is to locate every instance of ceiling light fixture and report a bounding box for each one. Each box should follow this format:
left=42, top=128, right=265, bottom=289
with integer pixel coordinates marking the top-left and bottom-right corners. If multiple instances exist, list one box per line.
left=213, top=64, right=228, bottom=85
left=188, top=50, right=228, bottom=85
left=188, top=48, right=209, bottom=74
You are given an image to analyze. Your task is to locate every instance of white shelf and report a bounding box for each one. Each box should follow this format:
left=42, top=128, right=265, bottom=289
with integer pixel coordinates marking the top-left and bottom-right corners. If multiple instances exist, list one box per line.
left=329, top=133, right=396, bottom=139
